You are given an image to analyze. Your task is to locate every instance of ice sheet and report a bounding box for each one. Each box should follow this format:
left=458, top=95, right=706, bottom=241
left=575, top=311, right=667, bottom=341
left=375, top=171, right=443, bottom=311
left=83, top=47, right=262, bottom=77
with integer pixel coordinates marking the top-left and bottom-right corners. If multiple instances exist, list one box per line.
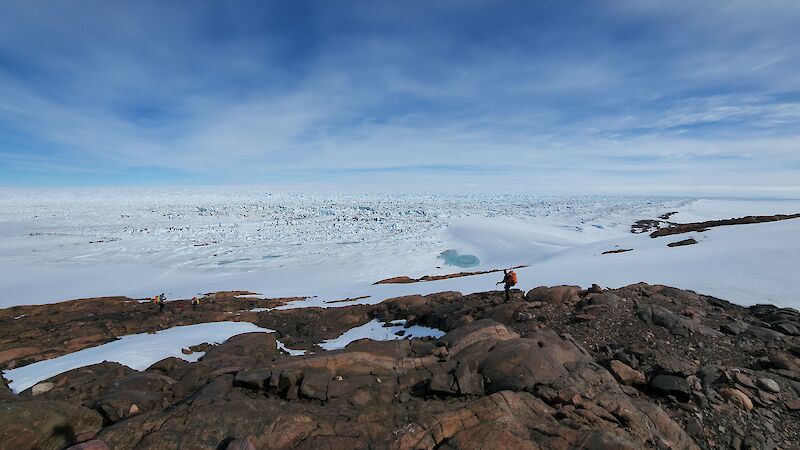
left=1, top=189, right=798, bottom=310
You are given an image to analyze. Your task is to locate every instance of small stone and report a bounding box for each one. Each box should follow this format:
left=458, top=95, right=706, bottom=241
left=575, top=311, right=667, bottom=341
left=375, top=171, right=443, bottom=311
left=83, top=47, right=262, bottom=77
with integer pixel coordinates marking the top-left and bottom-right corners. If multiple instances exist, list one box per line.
left=181, top=348, right=192, bottom=355
left=756, top=378, right=780, bottom=393
left=719, top=388, right=753, bottom=411
left=757, top=389, right=777, bottom=405
left=785, top=399, right=800, bottom=410
left=572, top=313, right=596, bottom=322
left=609, top=360, right=646, bottom=385
left=31, top=382, right=55, bottom=396
left=734, top=372, right=756, bottom=388
left=128, top=404, right=140, bottom=415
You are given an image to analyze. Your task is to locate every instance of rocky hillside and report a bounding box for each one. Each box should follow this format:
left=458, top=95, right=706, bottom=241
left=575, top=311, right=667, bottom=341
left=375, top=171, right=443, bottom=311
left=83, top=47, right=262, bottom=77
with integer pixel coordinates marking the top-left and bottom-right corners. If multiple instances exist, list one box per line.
left=2, top=284, right=800, bottom=449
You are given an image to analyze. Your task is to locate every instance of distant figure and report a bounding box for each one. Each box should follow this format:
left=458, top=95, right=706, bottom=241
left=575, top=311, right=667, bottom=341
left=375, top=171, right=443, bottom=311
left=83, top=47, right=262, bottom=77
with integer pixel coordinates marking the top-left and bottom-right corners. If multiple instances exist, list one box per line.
left=496, top=269, right=517, bottom=302
left=157, top=293, right=165, bottom=312
left=191, top=296, right=200, bottom=311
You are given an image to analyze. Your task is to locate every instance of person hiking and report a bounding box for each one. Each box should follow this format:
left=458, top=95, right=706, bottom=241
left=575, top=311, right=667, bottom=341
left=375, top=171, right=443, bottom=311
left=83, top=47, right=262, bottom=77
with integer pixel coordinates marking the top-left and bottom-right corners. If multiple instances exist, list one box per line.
left=496, top=269, right=517, bottom=302
left=191, top=296, right=200, bottom=311
left=157, top=293, right=165, bottom=312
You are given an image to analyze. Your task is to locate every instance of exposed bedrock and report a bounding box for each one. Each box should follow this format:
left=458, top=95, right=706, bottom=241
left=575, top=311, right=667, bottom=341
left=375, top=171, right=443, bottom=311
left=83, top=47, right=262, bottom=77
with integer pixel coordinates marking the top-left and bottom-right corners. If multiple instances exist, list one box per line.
left=1, top=282, right=799, bottom=449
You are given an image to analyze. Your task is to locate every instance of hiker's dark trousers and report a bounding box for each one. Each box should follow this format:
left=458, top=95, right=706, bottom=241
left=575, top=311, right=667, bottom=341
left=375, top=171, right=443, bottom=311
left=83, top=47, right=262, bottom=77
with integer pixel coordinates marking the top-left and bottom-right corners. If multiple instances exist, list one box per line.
left=504, top=284, right=511, bottom=301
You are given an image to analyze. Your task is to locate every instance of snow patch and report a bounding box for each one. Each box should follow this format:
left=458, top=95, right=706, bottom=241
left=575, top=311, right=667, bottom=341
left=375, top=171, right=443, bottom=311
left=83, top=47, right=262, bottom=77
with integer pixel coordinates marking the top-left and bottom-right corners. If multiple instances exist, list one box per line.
left=318, top=319, right=445, bottom=351
left=2, top=322, right=280, bottom=393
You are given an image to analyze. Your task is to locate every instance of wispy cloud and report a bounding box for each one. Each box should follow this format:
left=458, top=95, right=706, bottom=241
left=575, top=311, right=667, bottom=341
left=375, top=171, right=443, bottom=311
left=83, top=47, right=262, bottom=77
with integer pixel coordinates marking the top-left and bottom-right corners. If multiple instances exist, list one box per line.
left=0, top=0, right=798, bottom=194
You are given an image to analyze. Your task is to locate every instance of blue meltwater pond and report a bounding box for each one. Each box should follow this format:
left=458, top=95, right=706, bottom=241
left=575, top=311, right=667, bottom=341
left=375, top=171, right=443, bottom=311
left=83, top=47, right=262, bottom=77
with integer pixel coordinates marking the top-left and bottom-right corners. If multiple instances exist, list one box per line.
left=439, top=249, right=480, bottom=268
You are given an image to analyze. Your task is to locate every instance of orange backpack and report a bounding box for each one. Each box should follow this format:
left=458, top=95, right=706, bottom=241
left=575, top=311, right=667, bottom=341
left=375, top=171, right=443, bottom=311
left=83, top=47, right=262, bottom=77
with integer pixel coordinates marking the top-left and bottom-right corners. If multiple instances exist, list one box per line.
left=508, top=271, right=517, bottom=286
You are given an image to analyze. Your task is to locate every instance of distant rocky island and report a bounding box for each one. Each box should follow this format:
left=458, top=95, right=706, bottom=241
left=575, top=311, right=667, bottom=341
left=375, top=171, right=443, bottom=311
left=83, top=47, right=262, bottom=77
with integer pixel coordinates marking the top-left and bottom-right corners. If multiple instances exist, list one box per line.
left=2, top=283, right=800, bottom=449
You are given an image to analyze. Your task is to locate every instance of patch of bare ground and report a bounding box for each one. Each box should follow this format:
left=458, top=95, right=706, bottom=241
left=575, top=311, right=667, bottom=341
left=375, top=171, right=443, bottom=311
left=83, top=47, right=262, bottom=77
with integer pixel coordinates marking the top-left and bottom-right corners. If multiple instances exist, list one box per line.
left=602, top=248, right=633, bottom=254
left=650, top=213, right=800, bottom=238
left=668, top=238, right=698, bottom=247
left=0, top=292, right=300, bottom=369
left=374, top=265, right=527, bottom=285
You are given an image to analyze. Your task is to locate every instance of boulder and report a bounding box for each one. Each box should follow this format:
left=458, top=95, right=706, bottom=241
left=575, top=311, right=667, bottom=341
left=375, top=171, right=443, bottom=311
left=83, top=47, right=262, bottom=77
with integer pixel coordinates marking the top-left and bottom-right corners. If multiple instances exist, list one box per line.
left=650, top=375, right=691, bottom=398
left=146, top=356, right=192, bottom=378
left=744, top=325, right=785, bottom=341
left=637, top=304, right=721, bottom=337
left=20, top=362, right=140, bottom=404
left=582, top=292, right=621, bottom=308
left=383, top=294, right=427, bottom=312
left=721, top=320, right=749, bottom=335
left=719, top=388, right=753, bottom=411
left=31, top=382, right=56, bottom=396
left=756, top=378, right=780, bottom=393
left=609, top=360, right=646, bottom=385
left=525, top=285, right=582, bottom=304
left=200, top=332, right=278, bottom=368
left=454, top=358, right=485, bottom=395
left=439, top=319, right=519, bottom=357
left=656, top=357, right=699, bottom=377
left=480, top=330, right=590, bottom=393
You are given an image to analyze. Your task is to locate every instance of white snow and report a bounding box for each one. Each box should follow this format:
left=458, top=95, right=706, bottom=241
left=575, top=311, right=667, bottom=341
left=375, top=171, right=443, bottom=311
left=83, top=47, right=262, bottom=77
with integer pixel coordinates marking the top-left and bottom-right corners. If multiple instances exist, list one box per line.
left=277, top=342, right=306, bottom=357
left=1, top=318, right=446, bottom=392
left=2, top=321, right=272, bottom=393
left=4, top=192, right=800, bottom=392
left=0, top=188, right=798, bottom=310
left=0, top=188, right=689, bottom=307
left=318, top=319, right=445, bottom=351
left=668, top=199, right=800, bottom=223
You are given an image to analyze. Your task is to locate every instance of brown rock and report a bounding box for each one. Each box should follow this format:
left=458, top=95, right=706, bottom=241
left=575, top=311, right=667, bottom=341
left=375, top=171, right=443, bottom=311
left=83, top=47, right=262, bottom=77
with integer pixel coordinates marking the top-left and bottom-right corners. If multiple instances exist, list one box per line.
left=572, top=313, right=596, bottom=322
left=439, top=319, right=519, bottom=357
left=480, top=329, right=590, bottom=393
left=0, top=400, right=103, bottom=450
left=31, top=381, right=55, bottom=396
left=719, top=388, right=753, bottom=411
left=756, top=377, right=780, bottom=393
left=65, top=440, right=110, bottom=450
left=610, top=360, right=646, bottom=385
left=733, top=372, right=756, bottom=388
left=525, top=285, right=582, bottom=304
left=0, top=346, right=40, bottom=366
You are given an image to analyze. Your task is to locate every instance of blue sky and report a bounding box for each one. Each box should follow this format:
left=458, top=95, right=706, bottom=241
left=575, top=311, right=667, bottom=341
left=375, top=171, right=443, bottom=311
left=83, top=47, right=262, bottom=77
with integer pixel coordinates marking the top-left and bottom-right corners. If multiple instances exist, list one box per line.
left=1, top=0, right=799, bottom=194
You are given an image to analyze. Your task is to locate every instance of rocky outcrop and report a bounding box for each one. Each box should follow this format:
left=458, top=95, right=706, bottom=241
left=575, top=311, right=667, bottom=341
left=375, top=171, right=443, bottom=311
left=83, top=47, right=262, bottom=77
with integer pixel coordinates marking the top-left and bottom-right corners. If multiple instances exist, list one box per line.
left=2, top=283, right=800, bottom=449
left=649, top=213, right=800, bottom=237
left=0, top=400, right=103, bottom=450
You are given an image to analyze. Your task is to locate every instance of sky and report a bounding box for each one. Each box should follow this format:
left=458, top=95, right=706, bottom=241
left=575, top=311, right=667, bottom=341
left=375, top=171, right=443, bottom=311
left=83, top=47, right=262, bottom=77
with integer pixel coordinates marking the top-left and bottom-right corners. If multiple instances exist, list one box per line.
left=0, top=0, right=799, bottom=195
